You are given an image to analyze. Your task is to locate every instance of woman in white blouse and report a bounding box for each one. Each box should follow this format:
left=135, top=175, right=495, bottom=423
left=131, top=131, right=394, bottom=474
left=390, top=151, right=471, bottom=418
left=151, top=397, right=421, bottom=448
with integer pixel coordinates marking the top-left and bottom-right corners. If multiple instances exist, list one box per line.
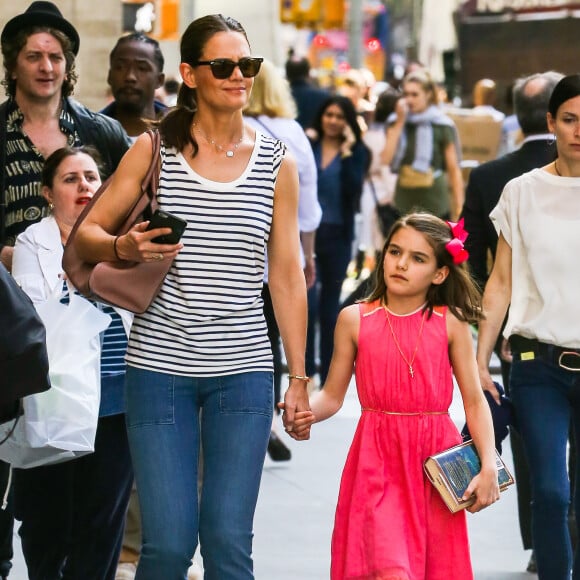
left=476, top=74, right=580, bottom=580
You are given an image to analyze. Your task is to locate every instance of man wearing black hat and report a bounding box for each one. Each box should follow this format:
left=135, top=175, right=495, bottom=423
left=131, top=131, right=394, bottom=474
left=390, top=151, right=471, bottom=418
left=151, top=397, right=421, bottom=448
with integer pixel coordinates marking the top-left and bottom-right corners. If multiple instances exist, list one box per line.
left=0, top=3, right=131, bottom=579
left=0, top=1, right=131, bottom=272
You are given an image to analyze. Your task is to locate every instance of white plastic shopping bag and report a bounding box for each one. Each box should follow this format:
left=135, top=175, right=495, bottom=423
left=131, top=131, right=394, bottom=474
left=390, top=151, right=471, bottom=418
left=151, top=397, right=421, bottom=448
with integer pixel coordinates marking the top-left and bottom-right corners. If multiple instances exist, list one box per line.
left=0, top=289, right=111, bottom=468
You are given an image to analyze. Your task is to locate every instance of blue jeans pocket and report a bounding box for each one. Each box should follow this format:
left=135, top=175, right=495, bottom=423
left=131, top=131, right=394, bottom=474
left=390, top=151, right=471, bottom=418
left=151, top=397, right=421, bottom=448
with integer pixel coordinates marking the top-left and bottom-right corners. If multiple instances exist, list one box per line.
left=125, top=366, right=175, bottom=427
left=218, top=372, right=273, bottom=416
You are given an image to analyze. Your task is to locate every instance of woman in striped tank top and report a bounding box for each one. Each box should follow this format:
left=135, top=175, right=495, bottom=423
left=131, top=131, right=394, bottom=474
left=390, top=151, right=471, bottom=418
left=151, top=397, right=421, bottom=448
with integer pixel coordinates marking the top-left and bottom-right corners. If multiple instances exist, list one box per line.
left=74, top=14, right=310, bottom=580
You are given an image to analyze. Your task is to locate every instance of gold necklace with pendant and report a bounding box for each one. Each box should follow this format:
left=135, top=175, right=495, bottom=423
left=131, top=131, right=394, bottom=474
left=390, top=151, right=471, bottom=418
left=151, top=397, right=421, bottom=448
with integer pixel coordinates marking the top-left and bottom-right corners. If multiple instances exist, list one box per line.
left=384, top=307, right=426, bottom=379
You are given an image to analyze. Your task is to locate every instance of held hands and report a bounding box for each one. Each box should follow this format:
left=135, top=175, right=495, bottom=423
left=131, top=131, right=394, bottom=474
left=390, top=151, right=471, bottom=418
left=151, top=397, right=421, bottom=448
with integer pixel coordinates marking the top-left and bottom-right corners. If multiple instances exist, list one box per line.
left=277, top=403, right=315, bottom=441
left=278, top=380, right=315, bottom=441
left=463, top=465, right=501, bottom=513
left=114, top=221, right=182, bottom=263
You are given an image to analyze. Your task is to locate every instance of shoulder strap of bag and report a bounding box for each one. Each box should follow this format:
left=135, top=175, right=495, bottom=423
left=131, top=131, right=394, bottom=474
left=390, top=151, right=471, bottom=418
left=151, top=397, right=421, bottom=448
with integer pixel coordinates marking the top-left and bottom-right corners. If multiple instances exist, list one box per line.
left=63, top=130, right=162, bottom=293
left=141, top=129, right=162, bottom=204
left=367, top=176, right=379, bottom=205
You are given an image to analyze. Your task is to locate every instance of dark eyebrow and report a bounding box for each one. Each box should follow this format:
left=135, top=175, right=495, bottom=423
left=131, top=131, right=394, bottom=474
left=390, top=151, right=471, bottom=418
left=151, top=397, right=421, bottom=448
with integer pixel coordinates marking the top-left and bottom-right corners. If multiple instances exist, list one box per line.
left=388, top=243, right=430, bottom=259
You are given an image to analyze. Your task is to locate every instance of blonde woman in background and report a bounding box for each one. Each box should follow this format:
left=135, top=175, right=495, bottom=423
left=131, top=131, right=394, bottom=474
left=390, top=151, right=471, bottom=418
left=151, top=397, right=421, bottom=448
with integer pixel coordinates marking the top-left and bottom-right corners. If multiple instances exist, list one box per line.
left=244, top=59, right=322, bottom=460
left=382, top=70, right=463, bottom=220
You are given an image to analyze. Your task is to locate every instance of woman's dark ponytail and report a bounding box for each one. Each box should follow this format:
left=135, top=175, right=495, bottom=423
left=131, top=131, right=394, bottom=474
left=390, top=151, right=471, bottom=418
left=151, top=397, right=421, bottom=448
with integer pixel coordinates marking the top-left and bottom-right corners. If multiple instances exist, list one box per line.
left=159, top=84, right=199, bottom=157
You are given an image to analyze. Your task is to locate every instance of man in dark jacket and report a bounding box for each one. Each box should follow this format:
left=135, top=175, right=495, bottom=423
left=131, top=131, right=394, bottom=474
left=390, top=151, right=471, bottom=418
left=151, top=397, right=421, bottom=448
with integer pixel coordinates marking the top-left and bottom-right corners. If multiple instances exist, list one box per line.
left=462, top=71, right=562, bottom=289
left=461, top=70, right=563, bottom=572
left=0, top=1, right=130, bottom=272
left=285, top=54, right=329, bottom=130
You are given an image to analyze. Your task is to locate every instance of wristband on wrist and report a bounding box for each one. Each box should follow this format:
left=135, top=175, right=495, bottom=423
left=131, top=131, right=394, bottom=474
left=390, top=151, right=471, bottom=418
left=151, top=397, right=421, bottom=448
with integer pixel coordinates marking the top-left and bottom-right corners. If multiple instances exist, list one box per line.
left=288, top=374, right=311, bottom=383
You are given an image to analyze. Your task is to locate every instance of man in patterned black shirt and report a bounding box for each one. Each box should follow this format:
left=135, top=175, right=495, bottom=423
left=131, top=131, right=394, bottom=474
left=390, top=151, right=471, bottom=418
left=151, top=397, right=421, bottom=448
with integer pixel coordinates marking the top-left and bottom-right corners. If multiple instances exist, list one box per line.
left=0, top=1, right=131, bottom=272
left=0, top=4, right=131, bottom=577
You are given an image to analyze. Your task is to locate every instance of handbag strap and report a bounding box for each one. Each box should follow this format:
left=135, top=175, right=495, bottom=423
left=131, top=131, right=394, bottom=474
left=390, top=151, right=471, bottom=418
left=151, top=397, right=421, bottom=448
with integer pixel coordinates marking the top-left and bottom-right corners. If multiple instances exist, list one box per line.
left=110, top=129, right=162, bottom=231
left=367, top=176, right=380, bottom=206
left=141, top=129, right=162, bottom=206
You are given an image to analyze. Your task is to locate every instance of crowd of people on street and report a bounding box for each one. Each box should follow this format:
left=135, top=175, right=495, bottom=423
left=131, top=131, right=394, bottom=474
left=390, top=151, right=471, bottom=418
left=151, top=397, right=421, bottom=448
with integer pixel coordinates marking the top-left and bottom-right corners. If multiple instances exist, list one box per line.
left=1, top=2, right=580, bottom=580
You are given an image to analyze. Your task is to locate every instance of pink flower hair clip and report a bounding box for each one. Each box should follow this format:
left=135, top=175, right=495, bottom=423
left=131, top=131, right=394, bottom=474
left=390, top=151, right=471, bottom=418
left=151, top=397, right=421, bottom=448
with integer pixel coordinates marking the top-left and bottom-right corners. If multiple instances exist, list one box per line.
left=445, top=218, right=469, bottom=265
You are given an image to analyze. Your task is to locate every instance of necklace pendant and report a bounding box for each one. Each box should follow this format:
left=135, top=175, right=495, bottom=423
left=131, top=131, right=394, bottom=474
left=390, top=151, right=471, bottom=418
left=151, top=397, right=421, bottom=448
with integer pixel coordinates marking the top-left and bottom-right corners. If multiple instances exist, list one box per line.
left=409, top=366, right=414, bottom=378
left=226, top=150, right=234, bottom=158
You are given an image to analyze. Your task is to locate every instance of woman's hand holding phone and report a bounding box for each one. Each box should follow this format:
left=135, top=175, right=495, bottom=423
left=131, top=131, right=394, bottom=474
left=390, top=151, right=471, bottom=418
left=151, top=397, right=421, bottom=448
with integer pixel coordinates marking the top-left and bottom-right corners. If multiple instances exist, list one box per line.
left=113, top=220, right=183, bottom=264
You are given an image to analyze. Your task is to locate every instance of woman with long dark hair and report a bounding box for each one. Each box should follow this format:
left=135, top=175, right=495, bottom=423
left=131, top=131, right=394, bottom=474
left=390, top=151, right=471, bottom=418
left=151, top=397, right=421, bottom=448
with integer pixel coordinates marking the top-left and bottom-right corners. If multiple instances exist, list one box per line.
left=73, top=14, right=309, bottom=579
left=306, top=95, right=370, bottom=385
left=477, top=74, right=580, bottom=579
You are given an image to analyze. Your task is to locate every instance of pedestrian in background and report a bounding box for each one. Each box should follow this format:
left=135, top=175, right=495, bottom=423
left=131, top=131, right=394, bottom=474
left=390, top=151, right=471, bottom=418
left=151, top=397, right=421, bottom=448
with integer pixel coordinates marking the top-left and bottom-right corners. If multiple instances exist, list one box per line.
left=382, top=69, right=463, bottom=220
left=12, top=146, right=133, bottom=580
left=102, top=32, right=167, bottom=140
left=477, top=74, right=580, bottom=580
left=305, top=95, right=369, bottom=386
left=0, top=2, right=130, bottom=575
left=461, top=70, right=562, bottom=574
left=72, top=14, right=309, bottom=579
left=285, top=51, right=329, bottom=130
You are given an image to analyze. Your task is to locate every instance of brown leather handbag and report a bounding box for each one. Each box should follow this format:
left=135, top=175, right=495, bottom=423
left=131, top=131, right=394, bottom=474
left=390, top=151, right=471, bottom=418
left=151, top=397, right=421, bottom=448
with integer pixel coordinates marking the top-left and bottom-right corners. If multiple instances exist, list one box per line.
left=63, top=130, right=172, bottom=314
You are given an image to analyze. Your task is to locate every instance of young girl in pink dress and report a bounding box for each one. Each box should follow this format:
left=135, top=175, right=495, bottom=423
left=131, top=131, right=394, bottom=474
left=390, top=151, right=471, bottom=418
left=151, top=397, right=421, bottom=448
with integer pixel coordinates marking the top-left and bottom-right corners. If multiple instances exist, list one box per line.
left=291, top=212, right=500, bottom=580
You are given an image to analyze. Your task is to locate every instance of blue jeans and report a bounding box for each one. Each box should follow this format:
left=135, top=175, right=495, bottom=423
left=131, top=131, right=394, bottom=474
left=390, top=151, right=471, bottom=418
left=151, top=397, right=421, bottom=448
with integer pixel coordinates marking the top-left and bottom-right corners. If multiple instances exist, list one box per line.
left=125, top=367, right=273, bottom=580
left=510, top=357, right=580, bottom=580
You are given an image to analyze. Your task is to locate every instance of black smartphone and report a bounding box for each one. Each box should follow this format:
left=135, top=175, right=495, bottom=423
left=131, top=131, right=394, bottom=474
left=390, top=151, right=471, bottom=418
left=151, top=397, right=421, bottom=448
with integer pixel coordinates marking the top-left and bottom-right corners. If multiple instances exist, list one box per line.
left=146, top=209, right=187, bottom=244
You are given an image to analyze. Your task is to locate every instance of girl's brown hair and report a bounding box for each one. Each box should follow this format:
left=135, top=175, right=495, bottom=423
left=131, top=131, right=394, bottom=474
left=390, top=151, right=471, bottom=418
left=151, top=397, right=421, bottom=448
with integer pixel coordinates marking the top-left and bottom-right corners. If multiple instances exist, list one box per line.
left=158, top=14, right=249, bottom=157
left=364, top=213, right=483, bottom=324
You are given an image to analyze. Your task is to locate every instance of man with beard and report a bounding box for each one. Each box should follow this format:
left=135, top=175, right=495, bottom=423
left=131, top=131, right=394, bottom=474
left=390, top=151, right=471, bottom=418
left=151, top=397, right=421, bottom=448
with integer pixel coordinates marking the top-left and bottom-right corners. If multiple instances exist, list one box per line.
left=102, top=33, right=166, bottom=140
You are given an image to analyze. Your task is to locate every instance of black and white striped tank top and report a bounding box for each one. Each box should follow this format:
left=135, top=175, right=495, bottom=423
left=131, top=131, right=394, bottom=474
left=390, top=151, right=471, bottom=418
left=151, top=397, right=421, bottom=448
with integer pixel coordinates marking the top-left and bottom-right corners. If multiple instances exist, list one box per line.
left=126, top=131, right=286, bottom=376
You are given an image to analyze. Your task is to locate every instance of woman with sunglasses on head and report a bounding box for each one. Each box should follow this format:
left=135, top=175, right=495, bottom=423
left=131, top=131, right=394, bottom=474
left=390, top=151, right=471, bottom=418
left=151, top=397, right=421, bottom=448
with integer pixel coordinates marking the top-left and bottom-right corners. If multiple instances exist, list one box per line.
left=477, top=74, right=580, bottom=580
left=72, top=14, right=309, bottom=580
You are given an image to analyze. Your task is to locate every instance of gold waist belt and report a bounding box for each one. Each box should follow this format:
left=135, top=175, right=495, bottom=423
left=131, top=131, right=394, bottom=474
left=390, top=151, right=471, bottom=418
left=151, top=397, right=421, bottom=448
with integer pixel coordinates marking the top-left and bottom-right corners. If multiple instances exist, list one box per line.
left=362, top=408, right=448, bottom=416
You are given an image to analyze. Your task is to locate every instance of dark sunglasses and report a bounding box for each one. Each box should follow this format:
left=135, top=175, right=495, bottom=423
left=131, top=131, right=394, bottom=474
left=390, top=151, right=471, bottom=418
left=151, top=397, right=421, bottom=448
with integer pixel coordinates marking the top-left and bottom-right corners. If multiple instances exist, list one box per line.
left=193, top=57, right=263, bottom=79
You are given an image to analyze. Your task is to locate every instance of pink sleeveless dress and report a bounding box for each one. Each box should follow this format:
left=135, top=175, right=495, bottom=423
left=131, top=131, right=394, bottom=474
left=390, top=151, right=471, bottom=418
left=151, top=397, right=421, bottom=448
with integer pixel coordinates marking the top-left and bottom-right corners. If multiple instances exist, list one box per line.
left=331, top=301, right=473, bottom=580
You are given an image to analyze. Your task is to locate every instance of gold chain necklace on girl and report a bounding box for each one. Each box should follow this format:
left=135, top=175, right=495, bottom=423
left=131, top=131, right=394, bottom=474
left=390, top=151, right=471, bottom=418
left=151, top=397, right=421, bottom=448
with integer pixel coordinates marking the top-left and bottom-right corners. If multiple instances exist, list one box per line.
left=384, top=308, right=426, bottom=379
left=192, top=121, right=244, bottom=158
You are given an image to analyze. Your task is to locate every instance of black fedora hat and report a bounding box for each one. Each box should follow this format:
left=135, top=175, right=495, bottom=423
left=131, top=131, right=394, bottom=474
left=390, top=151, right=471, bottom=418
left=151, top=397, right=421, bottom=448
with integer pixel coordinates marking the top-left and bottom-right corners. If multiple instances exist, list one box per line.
left=1, top=2, right=80, bottom=55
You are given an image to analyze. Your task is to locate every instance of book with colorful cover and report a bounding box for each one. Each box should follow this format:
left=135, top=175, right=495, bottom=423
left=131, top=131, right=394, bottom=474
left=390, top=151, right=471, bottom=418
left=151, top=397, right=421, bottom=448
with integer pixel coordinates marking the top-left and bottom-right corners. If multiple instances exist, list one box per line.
left=424, top=439, right=514, bottom=513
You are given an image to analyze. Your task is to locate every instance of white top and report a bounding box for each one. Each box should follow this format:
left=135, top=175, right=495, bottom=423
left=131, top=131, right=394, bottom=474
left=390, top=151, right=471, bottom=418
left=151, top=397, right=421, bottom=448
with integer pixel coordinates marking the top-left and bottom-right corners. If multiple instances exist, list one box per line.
left=12, top=216, right=133, bottom=335
left=126, top=132, right=285, bottom=376
left=360, top=122, right=398, bottom=249
left=244, top=115, right=321, bottom=233
left=491, top=167, right=580, bottom=347
left=244, top=115, right=322, bottom=280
